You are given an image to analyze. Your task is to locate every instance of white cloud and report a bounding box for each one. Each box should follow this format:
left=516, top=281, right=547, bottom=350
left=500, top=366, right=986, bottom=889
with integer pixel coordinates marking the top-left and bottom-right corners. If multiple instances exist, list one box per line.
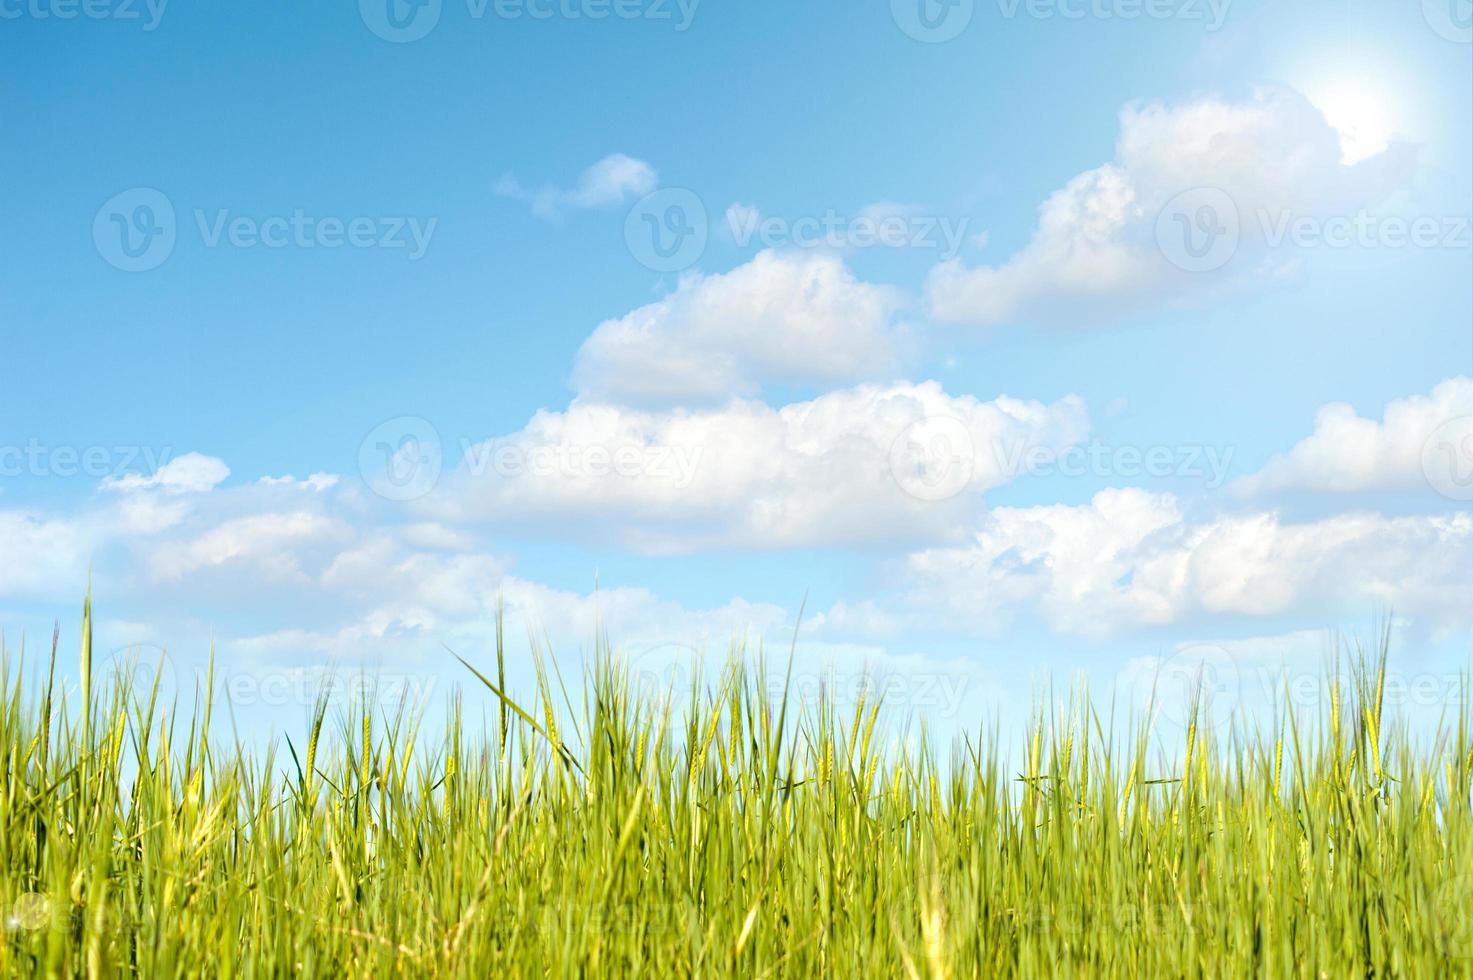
left=0, top=511, right=88, bottom=598
left=1, top=458, right=347, bottom=598
left=856, top=201, right=921, bottom=223
left=259, top=473, right=339, bottom=492
left=434, top=381, right=1091, bottom=553
left=495, top=153, right=658, bottom=220
left=905, top=488, right=1472, bottom=637
left=222, top=575, right=792, bottom=669
left=320, top=535, right=506, bottom=619
left=102, top=452, right=230, bottom=495
left=572, top=250, right=912, bottom=406
left=7, top=437, right=1463, bottom=718
left=149, top=511, right=352, bottom=583
left=926, top=86, right=1416, bottom=327
left=400, top=522, right=474, bottom=551
left=1235, top=377, right=1473, bottom=495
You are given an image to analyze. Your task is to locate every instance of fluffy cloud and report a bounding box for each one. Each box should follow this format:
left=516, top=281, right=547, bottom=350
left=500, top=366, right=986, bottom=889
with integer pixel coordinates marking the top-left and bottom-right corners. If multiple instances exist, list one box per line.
left=102, top=452, right=230, bottom=494
left=433, top=381, right=1091, bottom=552
left=572, top=250, right=911, bottom=406
left=320, top=535, right=506, bottom=619
left=221, top=573, right=792, bottom=668
left=148, top=511, right=353, bottom=583
left=0, top=459, right=343, bottom=600
left=926, top=86, right=1416, bottom=327
left=1234, top=377, right=1473, bottom=495
left=0, top=511, right=89, bottom=598
left=905, top=488, right=1472, bottom=637
left=495, top=153, right=658, bottom=220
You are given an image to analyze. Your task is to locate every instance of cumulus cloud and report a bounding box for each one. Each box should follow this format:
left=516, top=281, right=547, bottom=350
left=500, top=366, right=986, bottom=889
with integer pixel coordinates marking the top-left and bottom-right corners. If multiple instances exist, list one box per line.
left=222, top=574, right=791, bottom=667
left=6, top=443, right=1467, bottom=712
left=905, top=488, right=1472, bottom=637
left=102, top=452, right=230, bottom=494
left=495, top=153, right=658, bottom=220
left=0, top=463, right=304, bottom=601
left=432, top=381, right=1091, bottom=552
left=259, top=473, right=339, bottom=492
left=1234, top=377, right=1473, bottom=495
left=320, top=535, right=506, bottom=618
left=149, top=511, right=353, bottom=583
left=219, top=573, right=985, bottom=726
left=0, top=511, right=89, bottom=598
left=926, top=86, right=1416, bottom=327
left=572, top=250, right=912, bottom=406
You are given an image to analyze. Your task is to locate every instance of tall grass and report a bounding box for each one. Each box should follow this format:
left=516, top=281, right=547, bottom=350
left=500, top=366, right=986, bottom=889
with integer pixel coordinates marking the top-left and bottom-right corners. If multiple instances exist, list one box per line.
left=1, top=604, right=1470, bottom=977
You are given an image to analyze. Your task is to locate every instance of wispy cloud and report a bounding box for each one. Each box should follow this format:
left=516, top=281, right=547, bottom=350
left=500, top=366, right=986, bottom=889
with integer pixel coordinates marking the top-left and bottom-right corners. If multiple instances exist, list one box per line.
left=496, top=153, right=658, bottom=220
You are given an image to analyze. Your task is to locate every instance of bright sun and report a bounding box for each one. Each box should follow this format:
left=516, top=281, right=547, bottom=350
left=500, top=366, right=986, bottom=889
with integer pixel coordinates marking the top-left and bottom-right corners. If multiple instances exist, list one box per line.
left=1296, top=73, right=1404, bottom=165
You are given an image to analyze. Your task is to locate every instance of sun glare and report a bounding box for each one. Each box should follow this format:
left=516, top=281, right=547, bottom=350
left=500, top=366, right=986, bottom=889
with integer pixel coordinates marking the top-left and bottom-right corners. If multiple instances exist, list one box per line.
left=1296, top=73, right=1407, bottom=165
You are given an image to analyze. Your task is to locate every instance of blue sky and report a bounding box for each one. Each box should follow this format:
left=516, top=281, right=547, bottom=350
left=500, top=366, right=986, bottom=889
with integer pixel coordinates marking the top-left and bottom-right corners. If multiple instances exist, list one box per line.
left=1, top=0, right=1470, bottom=743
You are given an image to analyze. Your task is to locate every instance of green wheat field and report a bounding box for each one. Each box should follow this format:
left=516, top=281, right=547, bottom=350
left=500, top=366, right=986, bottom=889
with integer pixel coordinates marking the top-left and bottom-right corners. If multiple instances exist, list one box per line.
left=2, top=599, right=1471, bottom=977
